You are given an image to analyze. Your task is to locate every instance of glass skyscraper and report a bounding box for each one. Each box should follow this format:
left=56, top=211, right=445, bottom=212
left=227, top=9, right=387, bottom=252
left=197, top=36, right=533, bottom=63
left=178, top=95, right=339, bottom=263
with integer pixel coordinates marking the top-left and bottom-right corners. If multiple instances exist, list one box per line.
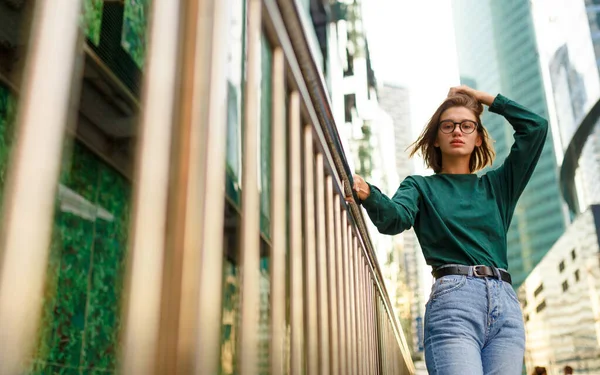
left=452, top=0, right=567, bottom=288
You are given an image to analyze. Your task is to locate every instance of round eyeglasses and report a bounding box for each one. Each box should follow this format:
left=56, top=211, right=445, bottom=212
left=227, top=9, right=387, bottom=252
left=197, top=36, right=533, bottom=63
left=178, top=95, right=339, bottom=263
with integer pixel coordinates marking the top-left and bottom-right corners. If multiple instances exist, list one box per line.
left=438, top=120, right=478, bottom=134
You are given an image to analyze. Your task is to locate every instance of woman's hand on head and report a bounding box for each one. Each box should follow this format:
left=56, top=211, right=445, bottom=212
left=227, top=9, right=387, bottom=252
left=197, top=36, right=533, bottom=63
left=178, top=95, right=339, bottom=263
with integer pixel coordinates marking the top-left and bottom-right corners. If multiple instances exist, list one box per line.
left=448, top=85, right=495, bottom=107
left=345, top=174, right=371, bottom=203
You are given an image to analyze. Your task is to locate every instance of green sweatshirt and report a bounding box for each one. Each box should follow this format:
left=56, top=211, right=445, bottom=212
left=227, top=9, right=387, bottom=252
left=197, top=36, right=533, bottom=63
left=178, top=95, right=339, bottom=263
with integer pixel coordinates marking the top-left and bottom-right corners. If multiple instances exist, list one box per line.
left=362, top=94, right=548, bottom=270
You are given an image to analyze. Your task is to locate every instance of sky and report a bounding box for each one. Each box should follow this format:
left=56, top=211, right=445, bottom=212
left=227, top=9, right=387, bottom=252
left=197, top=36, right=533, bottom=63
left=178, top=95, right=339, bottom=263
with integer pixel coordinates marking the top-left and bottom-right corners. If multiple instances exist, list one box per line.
left=361, top=0, right=460, bottom=172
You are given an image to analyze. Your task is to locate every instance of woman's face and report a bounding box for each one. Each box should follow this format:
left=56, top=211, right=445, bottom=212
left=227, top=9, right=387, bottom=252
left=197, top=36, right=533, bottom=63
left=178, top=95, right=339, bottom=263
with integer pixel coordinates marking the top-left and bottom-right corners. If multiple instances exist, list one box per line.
left=434, top=106, right=482, bottom=159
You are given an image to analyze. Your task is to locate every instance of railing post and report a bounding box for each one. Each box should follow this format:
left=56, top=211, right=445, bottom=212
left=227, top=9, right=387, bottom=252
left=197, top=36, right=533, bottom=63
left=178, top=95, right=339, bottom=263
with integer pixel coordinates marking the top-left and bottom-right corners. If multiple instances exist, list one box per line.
left=238, top=0, right=262, bottom=372
left=303, top=126, right=319, bottom=374
left=0, top=1, right=84, bottom=372
left=315, top=154, right=330, bottom=374
left=270, top=47, right=287, bottom=375
left=335, top=200, right=347, bottom=375
left=289, top=91, right=304, bottom=375
left=326, top=177, right=340, bottom=375
left=119, top=0, right=181, bottom=371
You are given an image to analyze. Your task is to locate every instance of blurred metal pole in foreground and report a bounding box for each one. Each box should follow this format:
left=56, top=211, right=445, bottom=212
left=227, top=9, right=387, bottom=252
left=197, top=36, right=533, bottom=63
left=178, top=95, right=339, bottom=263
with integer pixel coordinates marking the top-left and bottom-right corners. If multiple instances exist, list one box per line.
left=119, top=0, right=181, bottom=373
left=0, top=0, right=84, bottom=373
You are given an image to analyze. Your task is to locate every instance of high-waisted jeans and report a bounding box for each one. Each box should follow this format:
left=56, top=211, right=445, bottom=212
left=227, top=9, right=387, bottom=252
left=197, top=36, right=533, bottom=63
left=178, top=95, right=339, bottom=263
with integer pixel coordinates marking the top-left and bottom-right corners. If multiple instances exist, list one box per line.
left=424, top=267, right=525, bottom=375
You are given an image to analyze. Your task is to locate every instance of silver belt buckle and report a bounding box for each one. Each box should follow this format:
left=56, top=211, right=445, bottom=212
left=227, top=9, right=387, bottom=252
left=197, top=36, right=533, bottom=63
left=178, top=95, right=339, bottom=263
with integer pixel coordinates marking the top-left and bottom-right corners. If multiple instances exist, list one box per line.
left=472, top=265, right=486, bottom=278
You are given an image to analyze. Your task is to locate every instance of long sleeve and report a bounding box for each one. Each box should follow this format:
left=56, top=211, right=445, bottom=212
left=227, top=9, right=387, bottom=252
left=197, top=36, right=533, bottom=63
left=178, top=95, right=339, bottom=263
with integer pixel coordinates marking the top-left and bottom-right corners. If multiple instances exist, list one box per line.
left=362, top=176, right=421, bottom=235
left=486, top=94, right=548, bottom=224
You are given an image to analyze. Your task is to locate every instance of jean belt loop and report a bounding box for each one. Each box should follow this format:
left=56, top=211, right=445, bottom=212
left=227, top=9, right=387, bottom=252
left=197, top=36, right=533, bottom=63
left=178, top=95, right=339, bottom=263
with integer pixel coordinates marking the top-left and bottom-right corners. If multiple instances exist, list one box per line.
left=467, top=266, right=474, bottom=277
left=494, top=267, right=501, bottom=281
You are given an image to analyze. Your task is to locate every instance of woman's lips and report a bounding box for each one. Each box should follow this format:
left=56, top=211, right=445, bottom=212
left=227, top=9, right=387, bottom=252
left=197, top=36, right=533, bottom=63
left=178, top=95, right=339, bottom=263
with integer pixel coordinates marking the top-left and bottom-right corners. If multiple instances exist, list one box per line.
left=450, top=140, right=464, bottom=145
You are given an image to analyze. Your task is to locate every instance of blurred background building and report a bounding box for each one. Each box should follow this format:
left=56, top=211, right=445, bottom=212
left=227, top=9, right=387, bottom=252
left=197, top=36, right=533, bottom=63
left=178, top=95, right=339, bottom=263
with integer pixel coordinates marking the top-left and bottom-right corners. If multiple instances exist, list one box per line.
left=518, top=0, right=600, bottom=373
left=327, top=0, right=426, bottom=365
left=520, top=205, right=600, bottom=375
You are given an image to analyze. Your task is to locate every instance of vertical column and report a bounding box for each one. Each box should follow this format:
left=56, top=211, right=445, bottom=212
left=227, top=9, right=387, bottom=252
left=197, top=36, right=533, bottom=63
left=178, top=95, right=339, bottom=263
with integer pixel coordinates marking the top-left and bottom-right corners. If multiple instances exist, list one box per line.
left=238, top=0, right=262, bottom=372
left=303, top=126, right=318, bottom=375
left=378, top=299, right=387, bottom=375
left=342, top=210, right=354, bottom=374
left=349, top=225, right=358, bottom=375
left=289, top=92, right=304, bottom=375
left=335, top=201, right=347, bottom=375
left=315, top=154, right=330, bottom=374
left=358, top=255, right=367, bottom=375
left=353, top=237, right=362, bottom=375
left=0, top=1, right=85, bottom=372
left=326, top=177, right=339, bottom=375
left=179, top=0, right=232, bottom=373
left=368, top=275, right=377, bottom=375
left=365, top=277, right=375, bottom=375
left=270, top=48, right=287, bottom=375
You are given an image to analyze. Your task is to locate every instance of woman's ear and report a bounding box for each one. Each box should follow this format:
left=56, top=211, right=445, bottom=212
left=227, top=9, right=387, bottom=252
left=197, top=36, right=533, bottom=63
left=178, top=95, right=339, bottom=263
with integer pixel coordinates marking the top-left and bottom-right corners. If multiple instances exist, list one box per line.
left=475, top=134, right=482, bottom=147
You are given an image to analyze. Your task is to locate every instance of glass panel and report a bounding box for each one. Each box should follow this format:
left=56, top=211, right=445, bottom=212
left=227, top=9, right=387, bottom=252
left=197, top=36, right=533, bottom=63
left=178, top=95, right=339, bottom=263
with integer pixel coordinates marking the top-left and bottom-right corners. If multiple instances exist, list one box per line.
left=122, top=0, right=150, bottom=69
left=0, top=84, right=17, bottom=205
left=32, top=142, right=131, bottom=373
left=225, top=0, right=246, bottom=207
left=83, top=0, right=104, bottom=46
left=260, top=34, right=272, bottom=239
left=221, top=210, right=240, bottom=375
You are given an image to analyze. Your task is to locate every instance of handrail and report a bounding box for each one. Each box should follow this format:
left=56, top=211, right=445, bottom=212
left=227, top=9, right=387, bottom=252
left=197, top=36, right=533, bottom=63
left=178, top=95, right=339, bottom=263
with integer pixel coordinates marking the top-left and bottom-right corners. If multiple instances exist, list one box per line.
left=273, top=0, right=415, bottom=371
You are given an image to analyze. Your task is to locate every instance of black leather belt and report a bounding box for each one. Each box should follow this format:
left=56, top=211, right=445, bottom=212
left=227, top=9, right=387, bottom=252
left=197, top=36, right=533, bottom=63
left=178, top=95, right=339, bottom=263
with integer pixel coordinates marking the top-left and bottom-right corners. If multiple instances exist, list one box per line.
left=432, top=265, right=512, bottom=285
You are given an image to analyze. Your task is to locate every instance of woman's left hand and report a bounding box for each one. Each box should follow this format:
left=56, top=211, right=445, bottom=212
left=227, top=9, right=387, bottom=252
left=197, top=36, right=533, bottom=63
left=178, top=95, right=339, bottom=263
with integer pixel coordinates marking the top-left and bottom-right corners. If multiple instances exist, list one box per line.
left=448, top=85, right=495, bottom=107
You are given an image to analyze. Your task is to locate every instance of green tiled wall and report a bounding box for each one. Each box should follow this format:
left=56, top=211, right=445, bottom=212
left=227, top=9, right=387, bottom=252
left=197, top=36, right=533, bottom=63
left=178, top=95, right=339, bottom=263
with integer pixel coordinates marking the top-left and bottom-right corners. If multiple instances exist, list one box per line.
left=0, top=84, right=16, bottom=206
left=122, top=0, right=150, bottom=69
left=83, top=0, right=103, bottom=46
left=30, top=142, right=131, bottom=374
left=0, top=84, right=130, bottom=373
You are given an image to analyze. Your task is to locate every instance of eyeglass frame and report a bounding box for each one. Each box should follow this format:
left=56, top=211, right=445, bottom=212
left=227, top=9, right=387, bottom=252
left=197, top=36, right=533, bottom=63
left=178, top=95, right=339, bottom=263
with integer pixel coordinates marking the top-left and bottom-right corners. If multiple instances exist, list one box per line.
left=438, top=120, right=479, bottom=134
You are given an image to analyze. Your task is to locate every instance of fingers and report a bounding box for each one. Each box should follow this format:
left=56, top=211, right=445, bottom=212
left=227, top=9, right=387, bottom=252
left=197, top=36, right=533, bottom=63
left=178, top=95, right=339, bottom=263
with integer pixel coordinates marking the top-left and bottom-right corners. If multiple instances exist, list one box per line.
left=448, top=84, right=474, bottom=96
left=353, top=174, right=364, bottom=195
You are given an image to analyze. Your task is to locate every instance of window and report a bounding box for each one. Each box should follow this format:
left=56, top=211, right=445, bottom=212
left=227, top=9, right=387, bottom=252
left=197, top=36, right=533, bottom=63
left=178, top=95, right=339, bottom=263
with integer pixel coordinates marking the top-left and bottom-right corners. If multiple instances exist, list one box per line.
left=536, top=300, right=547, bottom=313
left=559, top=260, right=565, bottom=272
left=562, top=280, right=569, bottom=292
left=571, top=249, right=576, bottom=260
left=534, top=283, right=544, bottom=297
left=575, top=269, right=580, bottom=282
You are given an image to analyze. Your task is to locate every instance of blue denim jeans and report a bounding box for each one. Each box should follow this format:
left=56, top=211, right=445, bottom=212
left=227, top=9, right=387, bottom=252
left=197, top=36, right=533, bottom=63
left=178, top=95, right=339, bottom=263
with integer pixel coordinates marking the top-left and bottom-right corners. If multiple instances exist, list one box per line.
left=424, top=267, right=525, bottom=375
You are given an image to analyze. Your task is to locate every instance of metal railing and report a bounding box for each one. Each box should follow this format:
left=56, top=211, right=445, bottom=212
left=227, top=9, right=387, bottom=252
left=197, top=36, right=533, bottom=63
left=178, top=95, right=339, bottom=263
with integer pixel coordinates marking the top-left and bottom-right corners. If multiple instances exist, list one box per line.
left=0, top=0, right=414, bottom=374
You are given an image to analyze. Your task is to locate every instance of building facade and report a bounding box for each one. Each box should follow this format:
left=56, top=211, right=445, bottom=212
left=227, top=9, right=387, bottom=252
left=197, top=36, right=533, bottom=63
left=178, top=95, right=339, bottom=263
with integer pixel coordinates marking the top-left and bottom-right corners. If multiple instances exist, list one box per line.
left=326, top=1, right=423, bottom=361
left=377, top=83, right=426, bottom=360
left=451, top=0, right=567, bottom=288
left=531, top=0, right=600, bottom=214
left=520, top=205, right=600, bottom=375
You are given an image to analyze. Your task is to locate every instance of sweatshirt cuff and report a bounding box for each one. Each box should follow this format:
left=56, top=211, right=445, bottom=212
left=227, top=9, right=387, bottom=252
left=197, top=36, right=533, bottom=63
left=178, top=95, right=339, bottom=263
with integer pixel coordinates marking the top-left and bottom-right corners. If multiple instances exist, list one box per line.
left=362, top=183, right=382, bottom=209
left=489, top=94, right=509, bottom=114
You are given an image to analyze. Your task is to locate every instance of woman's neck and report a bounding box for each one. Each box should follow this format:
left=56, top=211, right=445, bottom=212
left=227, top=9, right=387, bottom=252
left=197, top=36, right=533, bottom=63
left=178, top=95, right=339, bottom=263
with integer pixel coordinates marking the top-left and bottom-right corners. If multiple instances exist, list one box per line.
left=440, top=157, right=471, bottom=174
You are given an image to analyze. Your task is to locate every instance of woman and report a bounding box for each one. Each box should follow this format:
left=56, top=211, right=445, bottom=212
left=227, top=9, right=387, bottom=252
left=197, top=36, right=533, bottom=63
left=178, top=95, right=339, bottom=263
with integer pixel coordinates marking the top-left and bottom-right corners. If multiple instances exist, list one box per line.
left=349, top=85, right=547, bottom=374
